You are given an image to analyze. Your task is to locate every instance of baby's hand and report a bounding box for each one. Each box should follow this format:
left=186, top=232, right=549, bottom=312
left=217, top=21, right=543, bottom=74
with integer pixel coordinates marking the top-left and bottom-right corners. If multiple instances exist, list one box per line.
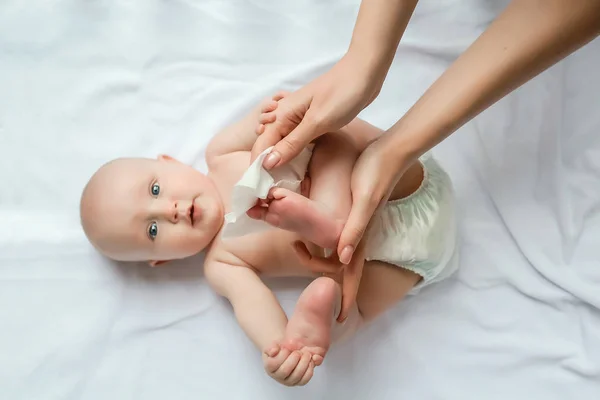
left=256, top=91, right=290, bottom=136
left=262, top=342, right=315, bottom=387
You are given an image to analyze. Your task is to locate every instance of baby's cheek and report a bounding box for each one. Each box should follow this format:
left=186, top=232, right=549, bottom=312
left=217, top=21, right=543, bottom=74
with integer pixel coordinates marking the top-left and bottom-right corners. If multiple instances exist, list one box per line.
left=158, top=227, right=201, bottom=259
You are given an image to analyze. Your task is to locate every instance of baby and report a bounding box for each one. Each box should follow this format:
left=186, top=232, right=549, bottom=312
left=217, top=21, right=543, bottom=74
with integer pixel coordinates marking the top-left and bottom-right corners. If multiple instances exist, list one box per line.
left=80, top=92, right=458, bottom=387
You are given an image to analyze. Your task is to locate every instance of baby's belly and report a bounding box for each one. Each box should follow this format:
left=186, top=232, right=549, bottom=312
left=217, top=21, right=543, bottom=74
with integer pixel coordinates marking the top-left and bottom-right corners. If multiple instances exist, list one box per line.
left=225, top=230, right=322, bottom=277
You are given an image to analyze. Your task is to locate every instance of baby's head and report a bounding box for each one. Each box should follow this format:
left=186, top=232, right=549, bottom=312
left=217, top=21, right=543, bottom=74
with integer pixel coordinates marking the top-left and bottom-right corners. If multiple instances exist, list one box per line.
left=80, top=155, right=224, bottom=265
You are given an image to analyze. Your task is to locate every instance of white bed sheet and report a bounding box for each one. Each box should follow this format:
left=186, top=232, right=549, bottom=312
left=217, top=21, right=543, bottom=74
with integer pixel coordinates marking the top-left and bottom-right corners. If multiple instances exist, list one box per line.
left=2, top=1, right=599, bottom=399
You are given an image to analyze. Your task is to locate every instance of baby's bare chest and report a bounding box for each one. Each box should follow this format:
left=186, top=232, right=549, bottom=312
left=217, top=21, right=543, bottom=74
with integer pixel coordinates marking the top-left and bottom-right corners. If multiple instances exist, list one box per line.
left=209, top=231, right=317, bottom=277
left=207, top=153, right=319, bottom=276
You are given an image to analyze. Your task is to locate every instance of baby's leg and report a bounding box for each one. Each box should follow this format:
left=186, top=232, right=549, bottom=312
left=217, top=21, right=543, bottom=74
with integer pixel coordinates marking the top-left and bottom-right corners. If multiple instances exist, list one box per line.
left=355, top=261, right=421, bottom=322
left=278, top=260, right=420, bottom=358
left=258, top=132, right=359, bottom=249
left=279, top=276, right=341, bottom=366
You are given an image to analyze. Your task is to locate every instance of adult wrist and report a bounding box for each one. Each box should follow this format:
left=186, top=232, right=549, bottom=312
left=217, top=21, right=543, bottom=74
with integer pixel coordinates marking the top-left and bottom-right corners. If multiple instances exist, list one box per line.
left=383, top=116, right=434, bottom=173
left=346, top=44, right=389, bottom=87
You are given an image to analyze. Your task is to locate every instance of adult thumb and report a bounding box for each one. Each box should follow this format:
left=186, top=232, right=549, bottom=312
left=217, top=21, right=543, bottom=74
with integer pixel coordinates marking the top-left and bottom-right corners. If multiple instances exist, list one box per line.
left=250, top=125, right=279, bottom=164
left=337, top=196, right=378, bottom=265
left=264, top=112, right=321, bottom=169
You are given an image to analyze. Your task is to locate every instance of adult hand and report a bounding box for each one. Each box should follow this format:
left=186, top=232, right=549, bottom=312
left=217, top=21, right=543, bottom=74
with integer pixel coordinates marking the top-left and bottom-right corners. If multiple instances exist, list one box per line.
left=337, top=135, right=409, bottom=265
left=250, top=51, right=383, bottom=169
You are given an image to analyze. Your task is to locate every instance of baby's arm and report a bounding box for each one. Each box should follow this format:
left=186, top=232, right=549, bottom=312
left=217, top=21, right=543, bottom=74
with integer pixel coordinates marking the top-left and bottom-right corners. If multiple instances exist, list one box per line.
left=204, top=260, right=287, bottom=350
left=204, top=260, right=315, bottom=385
left=205, top=92, right=286, bottom=165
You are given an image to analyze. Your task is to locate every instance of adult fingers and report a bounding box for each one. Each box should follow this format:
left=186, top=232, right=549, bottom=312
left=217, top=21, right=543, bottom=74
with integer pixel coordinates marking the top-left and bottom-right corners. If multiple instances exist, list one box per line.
left=337, top=194, right=379, bottom=264
left=337, top=255, right=364, bottom=323
left=262, top=109, right=323, bottom=170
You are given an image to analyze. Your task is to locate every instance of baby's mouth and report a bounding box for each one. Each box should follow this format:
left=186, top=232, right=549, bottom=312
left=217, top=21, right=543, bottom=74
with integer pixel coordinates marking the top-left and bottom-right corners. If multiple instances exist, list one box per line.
left=190, top=204, right=195, bottom=225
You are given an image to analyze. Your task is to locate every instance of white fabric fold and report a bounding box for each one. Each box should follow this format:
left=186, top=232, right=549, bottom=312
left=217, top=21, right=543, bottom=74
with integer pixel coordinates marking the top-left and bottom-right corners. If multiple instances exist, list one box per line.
left=221, top=145, right=313, bottom=239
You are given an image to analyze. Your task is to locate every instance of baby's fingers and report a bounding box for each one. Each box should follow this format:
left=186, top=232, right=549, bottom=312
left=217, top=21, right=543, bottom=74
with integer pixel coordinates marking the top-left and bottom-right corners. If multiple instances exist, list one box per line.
left=298, top=360, right=315, bottom=386
left=260, top=100, right=278, bottom=113
left=263, top=343, right=281, bottom=358
left=284, top=351, right=312, bottom=386
left=293, top=241, right=342, bottom=274
left=272, top=90, right=290, bottom=102
left=259, top=112, right=276, bottom=125
left=273, top=351, right=302, bottom=383
left=264, top=348, right=291, bottom=374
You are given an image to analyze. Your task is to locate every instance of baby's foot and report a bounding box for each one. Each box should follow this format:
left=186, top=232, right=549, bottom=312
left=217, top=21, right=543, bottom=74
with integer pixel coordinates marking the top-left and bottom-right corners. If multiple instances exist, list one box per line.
left=281, top=277, right=340, bottom=366
left=255, top=188, right=344, bottom=249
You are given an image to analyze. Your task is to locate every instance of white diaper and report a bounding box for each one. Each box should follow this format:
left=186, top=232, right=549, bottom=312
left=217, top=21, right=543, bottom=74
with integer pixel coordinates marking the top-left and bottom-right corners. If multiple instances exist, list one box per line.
left=221, top=145, right=314, bottom=239
left=364, top=153, right=459, bottom=295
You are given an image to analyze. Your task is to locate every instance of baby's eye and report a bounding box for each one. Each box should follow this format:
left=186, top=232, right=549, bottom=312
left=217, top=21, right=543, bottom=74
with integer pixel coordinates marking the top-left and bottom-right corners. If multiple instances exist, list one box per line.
left=151, top=182, right=160, bottom=197
left=148, top=222, right=158, bottom=240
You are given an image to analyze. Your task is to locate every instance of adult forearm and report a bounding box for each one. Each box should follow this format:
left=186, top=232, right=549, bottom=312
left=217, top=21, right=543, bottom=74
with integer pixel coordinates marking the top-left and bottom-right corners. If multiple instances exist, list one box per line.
left=348, top=0, right=419, bottom=88
left=388, top=0, right=600, bottom=163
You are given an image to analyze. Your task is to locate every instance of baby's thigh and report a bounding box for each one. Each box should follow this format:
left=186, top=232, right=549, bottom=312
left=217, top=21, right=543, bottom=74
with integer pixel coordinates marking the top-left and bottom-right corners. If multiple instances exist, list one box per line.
left=310, top=131, right=360, bottom=174
left=356, top=260, right=421, bottom=322
left=308, top=132, right=360, bottom=214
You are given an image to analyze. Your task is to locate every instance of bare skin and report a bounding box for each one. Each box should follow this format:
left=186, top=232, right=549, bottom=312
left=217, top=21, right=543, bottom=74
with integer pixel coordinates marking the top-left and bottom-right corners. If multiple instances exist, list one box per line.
left=248, top=189, right=344, bottom=250
left=81, top=94, right=427, bottom=387
left=245, top=94, right=426, bottom=379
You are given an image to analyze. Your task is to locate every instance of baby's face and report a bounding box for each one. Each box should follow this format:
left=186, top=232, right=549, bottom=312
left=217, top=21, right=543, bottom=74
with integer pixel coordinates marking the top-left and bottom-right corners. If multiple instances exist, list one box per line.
left=81, top=155, right=224, bottom=264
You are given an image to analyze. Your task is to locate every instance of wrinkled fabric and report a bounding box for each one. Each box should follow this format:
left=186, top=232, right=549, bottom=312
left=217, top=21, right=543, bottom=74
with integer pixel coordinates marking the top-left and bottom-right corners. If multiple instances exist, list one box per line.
left=366, top=154, right=459, bottom=294
left=222, top=145, right=313, bottom=239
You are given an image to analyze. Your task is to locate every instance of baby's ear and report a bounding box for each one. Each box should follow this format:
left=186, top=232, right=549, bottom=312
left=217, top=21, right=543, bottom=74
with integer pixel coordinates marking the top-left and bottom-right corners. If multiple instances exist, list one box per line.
left=149, top=260, right=169, bottom=267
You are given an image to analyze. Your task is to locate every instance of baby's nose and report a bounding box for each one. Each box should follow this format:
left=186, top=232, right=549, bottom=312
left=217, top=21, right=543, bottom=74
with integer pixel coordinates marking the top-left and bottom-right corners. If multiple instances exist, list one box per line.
left=155, top=200, right=178, bottom=223
left=155, top=200, right=190, bottom=223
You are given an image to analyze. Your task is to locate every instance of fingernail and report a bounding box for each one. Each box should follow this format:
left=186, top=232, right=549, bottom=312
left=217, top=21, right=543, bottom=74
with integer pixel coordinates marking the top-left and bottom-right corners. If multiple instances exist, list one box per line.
left=263, top=151, right=280, bottom=169
left=340, top=246, right=354, bottom=265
